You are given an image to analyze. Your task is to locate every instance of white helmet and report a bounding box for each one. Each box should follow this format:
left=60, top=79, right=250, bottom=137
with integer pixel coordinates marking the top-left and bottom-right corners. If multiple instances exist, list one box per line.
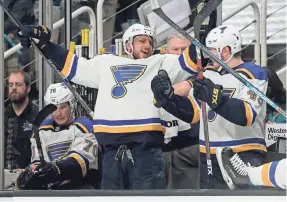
left=205, top=25, right=242, bottom=62
left=44, top=83, right=76, bottom=113
left=122, top=23, right=156, bottom=57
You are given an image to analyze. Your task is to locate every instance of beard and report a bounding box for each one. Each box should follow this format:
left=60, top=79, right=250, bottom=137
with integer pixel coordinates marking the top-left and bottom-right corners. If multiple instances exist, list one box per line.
left=9, top=90, right=28, bottom=104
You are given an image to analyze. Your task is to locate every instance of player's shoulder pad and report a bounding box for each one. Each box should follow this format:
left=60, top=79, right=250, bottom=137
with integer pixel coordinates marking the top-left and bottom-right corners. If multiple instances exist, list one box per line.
left=235, top=62, right=267, bottom=81
left=39, top=118, right=54, bottom=131
left=73, top=117, right=93, bottom=134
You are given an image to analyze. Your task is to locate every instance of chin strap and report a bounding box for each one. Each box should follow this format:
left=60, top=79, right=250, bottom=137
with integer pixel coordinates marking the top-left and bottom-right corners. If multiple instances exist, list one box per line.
left=128, top=44, right=135, bottom=59
left=216, top=48, right=234, bottom=65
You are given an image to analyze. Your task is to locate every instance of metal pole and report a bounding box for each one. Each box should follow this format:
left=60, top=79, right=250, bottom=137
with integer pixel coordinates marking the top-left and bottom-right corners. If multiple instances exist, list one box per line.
left=44, top=0, right=54, bottom=93
left=38, top=0, right=44, bottom=109
left=65, top=0, right=72, bottom=49
left=97, top=0, right=105, bottom=53
left=221, top=1, right=261, bottom=65
left=253, top=3, right=260, bottom=66
left=0, top=0, right=5, bottom=190
left=261, top=0, right=267, bottom=67
left=216, top=2, right=223, bottom=26
left=46, top=0, right=53, bottom=29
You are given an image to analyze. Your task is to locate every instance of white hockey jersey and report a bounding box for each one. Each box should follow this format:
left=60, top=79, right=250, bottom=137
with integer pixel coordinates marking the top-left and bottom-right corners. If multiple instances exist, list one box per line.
left=30, top=117, right=98, bottom=178
left=161, top=108, right=192, bottom=142
left=60, top=50, right=195, bottom=144
left=199, top=62, right=268, bottom=154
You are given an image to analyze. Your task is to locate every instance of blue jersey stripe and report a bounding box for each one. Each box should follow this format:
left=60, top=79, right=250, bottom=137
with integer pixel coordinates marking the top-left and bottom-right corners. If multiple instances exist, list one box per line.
left=199, top=138, right=266, bottom=147
left=93, top=118, right=162, bottom=126
left=269, top=161, right=280, bottom=188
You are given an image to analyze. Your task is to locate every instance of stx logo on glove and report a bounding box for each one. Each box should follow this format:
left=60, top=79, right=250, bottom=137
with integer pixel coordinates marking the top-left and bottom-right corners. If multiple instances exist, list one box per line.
left=212, top=88, right=219, bottom=104
left=41, top=25, right=49, bottom=34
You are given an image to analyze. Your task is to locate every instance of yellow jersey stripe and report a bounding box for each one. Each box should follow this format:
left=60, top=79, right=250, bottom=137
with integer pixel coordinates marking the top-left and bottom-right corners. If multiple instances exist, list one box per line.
left=74, top=122, right=89, bottom=134
left=235, top=68, right=255, bottom=80
left=187, top=95, right=200, bottom=124
left=244, top=101, right=253, bottom=127
left=93, top=125, right=165, bottom=133
left=39, top=125, right=54, bottom=130
left=200, top=144, right=267, bottom=154
left=183, top=47, right=198, bottom=72
left=61, top=52, right=74, bottom=77
left=204, top=65, right=217, bottom=70
left=69, top=153, right=87, bottom=177
left=262, top=163, right=273, bottom=187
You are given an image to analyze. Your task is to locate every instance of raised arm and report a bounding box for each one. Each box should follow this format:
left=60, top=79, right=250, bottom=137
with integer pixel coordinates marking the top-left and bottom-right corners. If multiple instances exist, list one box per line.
left=19, top=25, right=101, bottom=88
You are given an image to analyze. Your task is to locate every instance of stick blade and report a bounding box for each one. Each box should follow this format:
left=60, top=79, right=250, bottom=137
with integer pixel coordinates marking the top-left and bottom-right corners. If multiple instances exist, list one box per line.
left=33, top=104, right=57, bottom=127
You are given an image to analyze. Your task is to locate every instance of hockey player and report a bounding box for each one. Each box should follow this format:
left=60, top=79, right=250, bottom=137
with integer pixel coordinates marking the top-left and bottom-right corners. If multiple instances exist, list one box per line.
left=122, top=23, right=155, bottom=59
left=18, top=23, right=198, bottom=189
left=15, top=83, right=100, bottom=190
left=151, top=25, right=268, bottom=189
left=216, top=147, right=286, bottom=190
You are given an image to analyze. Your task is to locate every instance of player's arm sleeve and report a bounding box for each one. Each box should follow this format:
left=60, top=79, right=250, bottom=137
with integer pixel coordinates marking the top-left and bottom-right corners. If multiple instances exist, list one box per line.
left=215, top=70, right=268, bottom=127
left=56, top=118, right=98, bottom=181
left=41, top=42, right=100, bottom=88
left=163, top=89, right=200, bottom=124
left=161, top=44, right=198, bottom=84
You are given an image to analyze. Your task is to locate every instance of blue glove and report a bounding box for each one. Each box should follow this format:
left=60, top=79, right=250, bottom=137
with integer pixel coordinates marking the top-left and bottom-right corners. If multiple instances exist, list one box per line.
left=151, top=70, right=174, bottom=108
left=193, top=78, right=226, bottom=110
left=19, top=25, right=51, bottom=49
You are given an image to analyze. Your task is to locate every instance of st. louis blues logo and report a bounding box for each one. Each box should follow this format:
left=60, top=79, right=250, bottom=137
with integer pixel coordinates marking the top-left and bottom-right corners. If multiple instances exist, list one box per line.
left=111, top=64, right=147, bottom=98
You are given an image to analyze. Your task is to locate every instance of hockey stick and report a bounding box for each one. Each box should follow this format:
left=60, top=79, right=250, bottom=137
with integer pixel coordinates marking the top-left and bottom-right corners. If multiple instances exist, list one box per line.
left=149, top=0, right=286, bottom=118
left=0, top=1, right=94, bottom=119
left=32, top=104, right=57, bottom=165
left=193, top=0, right=222, bottom=41
left=194, top=0, right=223, bottom=176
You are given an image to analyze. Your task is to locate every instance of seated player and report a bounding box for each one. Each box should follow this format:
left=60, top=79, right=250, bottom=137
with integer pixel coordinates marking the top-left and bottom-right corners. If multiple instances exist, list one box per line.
left=15, top=83, right=100, bottom=190
left=216, top=147, right=286, bottom=190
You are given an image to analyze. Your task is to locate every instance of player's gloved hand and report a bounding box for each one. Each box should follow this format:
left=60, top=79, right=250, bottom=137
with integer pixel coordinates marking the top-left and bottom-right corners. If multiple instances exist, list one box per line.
left=15, top=162, right=61, bottom=190
left=19, top=25, right=51, bottom=49
left=15, top=163, right=43, bottom=190
left=18, top=34, right=31, bottom=49
left=151, top=70, right=174, bottom=108
left=192, top=78, right=226, bottom=110
left=35, top=162, right=61, bottom=185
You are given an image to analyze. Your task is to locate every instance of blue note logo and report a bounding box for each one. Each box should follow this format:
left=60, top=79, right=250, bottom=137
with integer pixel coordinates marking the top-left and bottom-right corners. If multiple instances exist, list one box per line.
left=111, top=64, right=147, bottom=98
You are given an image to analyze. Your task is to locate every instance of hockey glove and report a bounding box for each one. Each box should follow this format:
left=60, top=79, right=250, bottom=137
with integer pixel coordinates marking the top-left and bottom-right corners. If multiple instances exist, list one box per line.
left=19, top=25, right=51, bottom=49
left=15, top=162, right=61, bottom=190
left=18, top=34, right=31, bottom=49
left=15, top=164, right=44, bottom=190
left=151, top=70, right=174, bottom=108
left=35, top=162, right=61, bottom=185
left=192, top=78, right=226, bottom=110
